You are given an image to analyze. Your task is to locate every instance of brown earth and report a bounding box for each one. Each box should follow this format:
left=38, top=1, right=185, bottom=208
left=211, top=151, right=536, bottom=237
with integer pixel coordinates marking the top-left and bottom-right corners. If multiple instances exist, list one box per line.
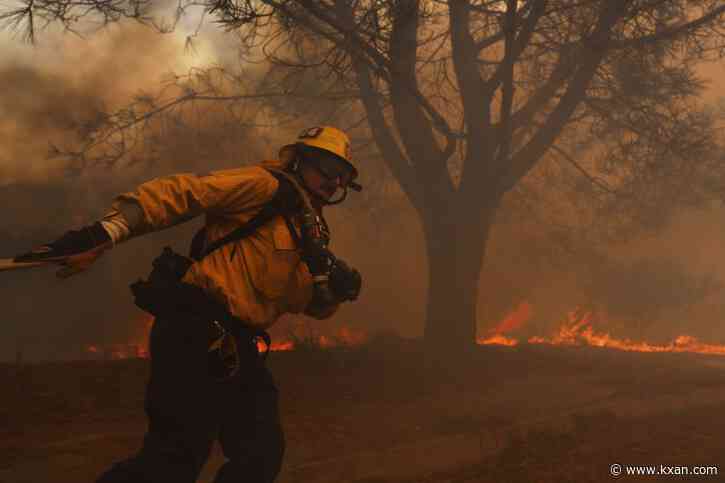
left=2, top=338, right=725, bottom=483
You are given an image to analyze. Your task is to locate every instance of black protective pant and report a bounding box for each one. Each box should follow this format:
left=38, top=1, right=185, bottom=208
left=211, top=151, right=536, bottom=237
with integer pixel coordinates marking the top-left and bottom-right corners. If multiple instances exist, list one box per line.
left=95, top=312, right=285, bottom=483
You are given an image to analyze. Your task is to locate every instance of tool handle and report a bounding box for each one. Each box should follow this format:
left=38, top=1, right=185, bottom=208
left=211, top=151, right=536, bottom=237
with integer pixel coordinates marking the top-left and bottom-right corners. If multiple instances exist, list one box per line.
left=0, top=258, right=53, bottom=272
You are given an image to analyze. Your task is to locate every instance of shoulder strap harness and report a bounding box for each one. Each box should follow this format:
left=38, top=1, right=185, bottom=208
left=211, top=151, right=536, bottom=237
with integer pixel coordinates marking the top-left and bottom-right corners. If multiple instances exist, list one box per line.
left=188, top=168, right=319, bottom=261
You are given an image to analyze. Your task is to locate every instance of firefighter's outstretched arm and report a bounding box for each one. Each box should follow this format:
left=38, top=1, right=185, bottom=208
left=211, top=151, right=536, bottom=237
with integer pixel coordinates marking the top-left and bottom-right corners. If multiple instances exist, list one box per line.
left=13, top=223, right=114, bottom=278
left=13, top=169, right=277, bottom=278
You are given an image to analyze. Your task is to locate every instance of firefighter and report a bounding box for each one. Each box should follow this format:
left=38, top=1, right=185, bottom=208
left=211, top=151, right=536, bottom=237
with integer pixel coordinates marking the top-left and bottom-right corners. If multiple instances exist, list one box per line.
left=15, top=125, right=363, bottom=483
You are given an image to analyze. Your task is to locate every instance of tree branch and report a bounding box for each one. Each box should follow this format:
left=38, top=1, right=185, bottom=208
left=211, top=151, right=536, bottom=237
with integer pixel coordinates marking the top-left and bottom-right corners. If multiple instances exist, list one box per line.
left=388, top=0, right=453, bottom=185
left=606, top=4, right=725, bottom=51
left=501, top=0, right=629, bottom=194
left=481, top=0, right=549, bottom=98
left=493, top=0, right=518, bottom=173
left=337, top=0, right=425, bottom=214
left=265, top=0, right=460, bottom=141
left=449, top=0, right=495, bottom=168
left=505, top=49, right=578, bottom=134
left=551, top=144, right=619, bottom=195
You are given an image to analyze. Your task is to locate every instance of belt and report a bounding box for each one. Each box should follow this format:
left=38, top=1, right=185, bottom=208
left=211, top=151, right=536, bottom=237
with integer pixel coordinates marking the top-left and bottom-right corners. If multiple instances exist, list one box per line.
left=174, top=282, right=272, bottom=359
left=211, top=319, right=272, bottom=361
left=132, top=247, right=274, bottom=368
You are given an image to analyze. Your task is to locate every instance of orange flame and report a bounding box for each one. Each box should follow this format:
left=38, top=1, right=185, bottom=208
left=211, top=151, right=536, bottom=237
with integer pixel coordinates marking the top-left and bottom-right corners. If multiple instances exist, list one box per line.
left=258, top=326, right=370, bottom=353
left=269, top=341, right=295, bottom=352
left=477, top=301, right=531, bottom=346
left=491, top=301, right=533, bottom=334
left=91, top=315, right=372, bottom=359
left=84, top=343, right=148, bottom=359
left=84, top=315, right=152, bottom=359
left=480, top=306, right=725, bottom=357
left=478, top=334, right=519, bottom=347
left=98, top=302, right=725, bottom=361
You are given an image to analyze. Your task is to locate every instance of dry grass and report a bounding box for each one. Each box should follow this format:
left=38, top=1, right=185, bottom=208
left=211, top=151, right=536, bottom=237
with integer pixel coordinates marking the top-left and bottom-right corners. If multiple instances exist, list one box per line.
left=3, top=340, right=725, bottom=482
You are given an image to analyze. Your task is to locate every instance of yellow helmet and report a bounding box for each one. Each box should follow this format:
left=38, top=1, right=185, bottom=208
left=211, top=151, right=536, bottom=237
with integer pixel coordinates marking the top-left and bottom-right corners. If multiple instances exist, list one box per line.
left=295, top=126, right=358, bottom=180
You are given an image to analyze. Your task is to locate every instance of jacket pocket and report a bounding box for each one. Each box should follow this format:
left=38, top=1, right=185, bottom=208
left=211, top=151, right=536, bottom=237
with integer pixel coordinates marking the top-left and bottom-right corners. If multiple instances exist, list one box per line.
left=245, top=219, right=301, bottom=299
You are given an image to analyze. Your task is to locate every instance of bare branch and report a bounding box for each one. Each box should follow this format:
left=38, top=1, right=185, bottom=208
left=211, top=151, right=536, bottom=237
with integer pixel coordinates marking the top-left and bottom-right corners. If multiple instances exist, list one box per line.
left=481, top=0, right=549, bottom=99
left=494, top=0, right=519, bottom=173
left=606, top=4, right=725, bottom=51
left=0, top=0, right=156, bottom=42
left=550, top=144, right=618, bottom=195
left=501, top=0, right=628, bottom=193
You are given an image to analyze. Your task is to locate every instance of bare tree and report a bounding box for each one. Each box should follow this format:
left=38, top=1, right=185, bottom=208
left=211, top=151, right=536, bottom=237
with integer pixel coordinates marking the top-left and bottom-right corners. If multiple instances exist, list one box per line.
left=4, top=0, right=725, bottom=358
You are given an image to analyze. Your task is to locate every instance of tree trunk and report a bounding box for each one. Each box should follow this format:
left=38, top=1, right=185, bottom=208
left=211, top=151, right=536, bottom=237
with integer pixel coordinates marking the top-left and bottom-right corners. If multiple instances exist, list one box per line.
left=423, top=203, right=495, bottom=358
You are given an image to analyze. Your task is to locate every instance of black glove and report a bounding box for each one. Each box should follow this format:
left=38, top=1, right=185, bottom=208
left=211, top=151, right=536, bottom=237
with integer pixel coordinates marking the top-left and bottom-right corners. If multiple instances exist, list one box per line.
left=328, top=259, right=362, bottom=302
left=14, top=222, right=111, bottom=263
left=302, top=246, right=335, bottom=278
left=14, top=222, right=112, bottom=278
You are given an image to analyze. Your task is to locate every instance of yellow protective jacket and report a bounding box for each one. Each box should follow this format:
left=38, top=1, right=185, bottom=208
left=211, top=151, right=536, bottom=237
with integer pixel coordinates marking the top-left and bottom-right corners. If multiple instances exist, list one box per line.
left=111, top=164, right=338, bottom=329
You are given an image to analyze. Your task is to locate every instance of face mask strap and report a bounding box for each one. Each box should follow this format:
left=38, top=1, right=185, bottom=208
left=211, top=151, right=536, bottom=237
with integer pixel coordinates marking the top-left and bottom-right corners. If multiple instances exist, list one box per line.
left=289, top=153, right=301, bottom=173
left=325, top=186, right=349, bottom=205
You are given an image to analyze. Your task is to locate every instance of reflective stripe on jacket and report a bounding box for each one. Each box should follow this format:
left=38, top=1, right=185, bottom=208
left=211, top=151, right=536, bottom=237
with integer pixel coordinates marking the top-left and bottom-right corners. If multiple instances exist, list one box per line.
left=112, top=164, right=336, bottom=328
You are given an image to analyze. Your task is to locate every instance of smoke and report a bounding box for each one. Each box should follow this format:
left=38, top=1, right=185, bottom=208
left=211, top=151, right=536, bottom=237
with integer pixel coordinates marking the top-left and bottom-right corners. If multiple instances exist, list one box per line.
left=0, top=22, right=269, bottom=361
left=2, top=18, right=725, bottom=361
left=0, top=18, right=411, bottom=361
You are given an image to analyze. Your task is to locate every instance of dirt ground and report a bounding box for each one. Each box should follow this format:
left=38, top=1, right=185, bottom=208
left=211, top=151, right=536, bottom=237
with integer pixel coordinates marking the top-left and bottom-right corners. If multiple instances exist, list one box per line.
left=2, top=338, right=725, bottom=483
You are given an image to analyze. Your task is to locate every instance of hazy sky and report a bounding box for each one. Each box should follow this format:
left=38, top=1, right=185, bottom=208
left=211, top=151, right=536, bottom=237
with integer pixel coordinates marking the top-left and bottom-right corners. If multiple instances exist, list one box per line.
left=2, top=7, right=724, bottom=180
left=0, top=5, right=244, bottom=184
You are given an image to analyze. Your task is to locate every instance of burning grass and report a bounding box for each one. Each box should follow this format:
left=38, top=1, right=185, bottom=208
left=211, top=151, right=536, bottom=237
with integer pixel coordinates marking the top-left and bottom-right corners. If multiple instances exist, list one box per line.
left=477, top=305, right=725, bottom=357
left=81, top=307, right=725, bottom=363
